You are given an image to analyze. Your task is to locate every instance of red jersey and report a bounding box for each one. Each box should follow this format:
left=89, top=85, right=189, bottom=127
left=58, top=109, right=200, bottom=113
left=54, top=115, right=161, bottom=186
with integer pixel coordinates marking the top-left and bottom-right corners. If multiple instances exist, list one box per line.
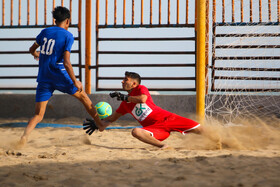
left=116, top=85, right=173, bottom=127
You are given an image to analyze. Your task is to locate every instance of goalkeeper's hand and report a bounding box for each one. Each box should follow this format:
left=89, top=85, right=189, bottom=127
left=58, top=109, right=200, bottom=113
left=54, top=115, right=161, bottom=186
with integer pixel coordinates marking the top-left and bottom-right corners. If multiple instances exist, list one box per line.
left=83, top=118, right=99, bottom=135
left=109, top=91, right=129, bottom=102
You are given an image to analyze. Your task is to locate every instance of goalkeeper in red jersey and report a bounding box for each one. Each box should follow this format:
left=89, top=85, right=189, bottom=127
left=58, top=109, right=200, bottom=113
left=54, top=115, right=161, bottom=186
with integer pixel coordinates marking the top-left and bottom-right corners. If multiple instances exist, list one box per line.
left=83, top=71, right=202, bottom=149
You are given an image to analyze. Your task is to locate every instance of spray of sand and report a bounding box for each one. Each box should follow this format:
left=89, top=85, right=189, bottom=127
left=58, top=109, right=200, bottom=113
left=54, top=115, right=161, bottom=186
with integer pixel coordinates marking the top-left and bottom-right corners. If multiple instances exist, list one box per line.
left=183, top=116, right=280, bottom=150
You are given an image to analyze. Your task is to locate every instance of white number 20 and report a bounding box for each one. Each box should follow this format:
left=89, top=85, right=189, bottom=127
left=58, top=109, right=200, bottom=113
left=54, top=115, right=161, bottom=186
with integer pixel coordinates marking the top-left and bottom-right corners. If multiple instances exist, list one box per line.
left=41, top=37, right=55, bottom=55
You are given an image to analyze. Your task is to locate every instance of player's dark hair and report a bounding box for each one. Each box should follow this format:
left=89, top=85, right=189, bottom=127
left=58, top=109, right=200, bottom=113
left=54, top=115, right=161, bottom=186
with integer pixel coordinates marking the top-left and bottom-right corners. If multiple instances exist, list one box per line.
left=125, top=71, right=141, bottom=85
left=52, top=6, right=70, bottom=23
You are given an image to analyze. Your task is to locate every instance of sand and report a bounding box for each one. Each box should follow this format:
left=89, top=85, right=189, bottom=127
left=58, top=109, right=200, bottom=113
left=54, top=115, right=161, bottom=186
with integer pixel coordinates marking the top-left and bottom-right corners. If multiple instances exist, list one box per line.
left=0, top=118, right=280, bottom=187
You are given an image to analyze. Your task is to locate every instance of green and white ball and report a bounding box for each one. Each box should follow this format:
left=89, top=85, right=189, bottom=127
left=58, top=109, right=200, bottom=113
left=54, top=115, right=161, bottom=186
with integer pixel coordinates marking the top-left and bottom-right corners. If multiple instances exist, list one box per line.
left=95, top=102, right=112, bottom=119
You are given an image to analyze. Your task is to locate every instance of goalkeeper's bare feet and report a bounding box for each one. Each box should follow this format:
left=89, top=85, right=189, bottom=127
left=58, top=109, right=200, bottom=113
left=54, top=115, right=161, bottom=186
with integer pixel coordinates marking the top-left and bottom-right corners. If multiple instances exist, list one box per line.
left=160, top=144, right=174, bottom=150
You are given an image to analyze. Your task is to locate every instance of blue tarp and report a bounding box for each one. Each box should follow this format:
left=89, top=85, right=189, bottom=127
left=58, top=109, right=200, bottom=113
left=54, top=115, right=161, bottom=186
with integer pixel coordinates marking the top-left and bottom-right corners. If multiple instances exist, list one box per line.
left=0, top=122, right=141, bottom=129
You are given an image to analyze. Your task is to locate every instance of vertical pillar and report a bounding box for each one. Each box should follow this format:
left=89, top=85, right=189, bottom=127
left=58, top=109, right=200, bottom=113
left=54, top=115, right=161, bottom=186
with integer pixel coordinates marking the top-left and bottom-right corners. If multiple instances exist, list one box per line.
left=95, top=0, right=99, bottom=91
left=205, top=0, right=210, bottom=94
left=85, top=0, right=92, bottom=94
left=2, top=0, right=5, bottom=26
left=52, top=0, right=55, bottom=25
left=196, top=0, right=206, bottom=123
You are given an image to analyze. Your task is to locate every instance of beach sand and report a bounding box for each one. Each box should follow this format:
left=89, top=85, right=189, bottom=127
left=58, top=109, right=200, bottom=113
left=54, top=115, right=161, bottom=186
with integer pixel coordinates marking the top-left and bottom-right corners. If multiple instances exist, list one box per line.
left=0, top=118, right=280, bottom=187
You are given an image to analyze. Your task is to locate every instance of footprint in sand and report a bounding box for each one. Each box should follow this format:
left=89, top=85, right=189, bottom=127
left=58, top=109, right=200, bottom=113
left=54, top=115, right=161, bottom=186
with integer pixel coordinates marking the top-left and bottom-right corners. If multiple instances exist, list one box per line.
left=38, top=152, right=58, bottom=159
left=22, top=172, right=48, bottom=181
left=5, top=150, right=24, bottom=156
left=38, top=152, right=66, bottom=159
left=194, top=156, right=209, bottom=165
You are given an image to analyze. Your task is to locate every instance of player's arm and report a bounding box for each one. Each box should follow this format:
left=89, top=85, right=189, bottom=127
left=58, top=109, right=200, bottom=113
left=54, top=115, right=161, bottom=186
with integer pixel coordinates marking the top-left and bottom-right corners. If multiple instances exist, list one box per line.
left=63, top=51, right=83, bottom=92
left=97, top=111, right=122, bottom=132
left=103, top=111, right=122, bottom=123
left=83, top=112, right=122, bottom=134
left=127, top=94, right=147, bottom=103
left=110, top=92, right=147, bottom=103
left=29, top=42, right=40, bottom=60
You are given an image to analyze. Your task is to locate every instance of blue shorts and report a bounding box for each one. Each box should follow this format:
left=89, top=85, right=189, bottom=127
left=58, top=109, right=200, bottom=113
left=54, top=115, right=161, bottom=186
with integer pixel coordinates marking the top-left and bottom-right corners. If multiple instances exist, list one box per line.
left=36, top=82, right=78, bottom=102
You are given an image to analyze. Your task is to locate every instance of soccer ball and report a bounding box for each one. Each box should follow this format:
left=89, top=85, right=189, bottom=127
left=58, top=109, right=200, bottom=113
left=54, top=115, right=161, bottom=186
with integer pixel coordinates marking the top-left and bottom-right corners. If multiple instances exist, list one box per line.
left=95, top=102, right=112, bottom=119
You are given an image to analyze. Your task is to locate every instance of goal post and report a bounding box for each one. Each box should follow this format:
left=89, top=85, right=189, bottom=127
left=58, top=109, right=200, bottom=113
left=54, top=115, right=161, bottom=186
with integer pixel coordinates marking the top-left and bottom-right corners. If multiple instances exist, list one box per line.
left=85, top=0, right=92, bottom=94
left=196, top=0, right=206, bottom=123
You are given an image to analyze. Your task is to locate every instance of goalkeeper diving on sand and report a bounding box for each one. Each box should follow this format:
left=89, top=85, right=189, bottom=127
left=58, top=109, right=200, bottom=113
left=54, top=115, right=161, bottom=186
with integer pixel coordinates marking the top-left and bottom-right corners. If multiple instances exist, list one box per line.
left=83, top=71, right=203, bottom=149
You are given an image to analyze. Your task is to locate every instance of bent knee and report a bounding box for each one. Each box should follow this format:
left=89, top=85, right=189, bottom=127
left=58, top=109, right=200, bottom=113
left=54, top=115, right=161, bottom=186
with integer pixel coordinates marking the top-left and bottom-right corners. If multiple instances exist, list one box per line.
left=33, top=113, right=44, bottom=122
left=73, top=91, right=88, bottom=101
left=34, top=111, right=45, bottom=120
left=131, top=128, right=153, bottom=139
left=131, top=128, right=144, bottom=138
left=80, top=91, right=89, bottom=100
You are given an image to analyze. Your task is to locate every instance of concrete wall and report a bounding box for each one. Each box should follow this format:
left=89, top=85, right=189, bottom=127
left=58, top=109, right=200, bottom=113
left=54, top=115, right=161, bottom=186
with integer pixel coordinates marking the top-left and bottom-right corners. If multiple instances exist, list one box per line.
left=0, top=94, right=197, bottom=121
left=1, top=94, right=279, bottom=122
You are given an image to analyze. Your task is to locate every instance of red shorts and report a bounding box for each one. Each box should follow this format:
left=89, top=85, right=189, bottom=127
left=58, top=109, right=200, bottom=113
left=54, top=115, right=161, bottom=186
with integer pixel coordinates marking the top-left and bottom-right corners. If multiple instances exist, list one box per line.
left=142, top=114, right=200, bottom=141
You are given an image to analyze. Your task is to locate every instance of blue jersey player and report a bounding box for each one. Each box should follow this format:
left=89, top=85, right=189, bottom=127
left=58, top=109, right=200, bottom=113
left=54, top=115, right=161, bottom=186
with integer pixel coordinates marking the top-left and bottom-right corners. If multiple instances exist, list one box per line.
left=19, top=6, right=106, bottom=146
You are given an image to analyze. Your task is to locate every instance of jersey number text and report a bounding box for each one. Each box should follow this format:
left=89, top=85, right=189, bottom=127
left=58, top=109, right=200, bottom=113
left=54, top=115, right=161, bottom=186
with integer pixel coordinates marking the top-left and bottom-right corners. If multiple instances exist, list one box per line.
left=41, top=37, right=55, bottom=55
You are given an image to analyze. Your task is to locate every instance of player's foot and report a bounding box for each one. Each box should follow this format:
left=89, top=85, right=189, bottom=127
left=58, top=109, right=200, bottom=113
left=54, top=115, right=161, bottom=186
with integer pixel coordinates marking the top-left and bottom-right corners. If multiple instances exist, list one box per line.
left=160, top=144, right=173, bottom=150
left=16, top=136, right=27, bottom=149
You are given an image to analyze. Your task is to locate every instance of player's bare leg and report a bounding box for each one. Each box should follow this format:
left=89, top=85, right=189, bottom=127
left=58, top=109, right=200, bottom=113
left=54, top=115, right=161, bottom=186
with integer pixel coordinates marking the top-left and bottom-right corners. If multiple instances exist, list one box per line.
left=19, top=101, right=48, bottom=146
left=72, top=91, right=108, bottom=131
left=131, top=128, right=167, bottom=148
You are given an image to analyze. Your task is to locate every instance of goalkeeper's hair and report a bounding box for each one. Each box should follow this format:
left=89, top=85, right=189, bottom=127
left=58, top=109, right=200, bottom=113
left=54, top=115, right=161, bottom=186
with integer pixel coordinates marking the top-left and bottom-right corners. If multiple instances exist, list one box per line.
left=52, top=6, right=70, bottom=23
left=125, top=71, right=141, bottom=85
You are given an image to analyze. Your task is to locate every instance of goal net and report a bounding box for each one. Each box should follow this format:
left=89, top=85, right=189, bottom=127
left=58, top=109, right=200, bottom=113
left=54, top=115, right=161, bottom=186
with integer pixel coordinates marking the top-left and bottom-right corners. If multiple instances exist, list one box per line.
left=205, top=0, right=280, bottom=124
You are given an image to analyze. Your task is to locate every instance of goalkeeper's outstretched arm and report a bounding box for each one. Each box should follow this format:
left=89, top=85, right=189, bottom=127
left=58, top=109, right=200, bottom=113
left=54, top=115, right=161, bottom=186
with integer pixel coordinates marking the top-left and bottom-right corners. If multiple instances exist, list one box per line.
left=97, top=112, right=121, bottom=131
left=103, top=112, right=122, bottom=123
left=83, top=112, right=122, bottom=135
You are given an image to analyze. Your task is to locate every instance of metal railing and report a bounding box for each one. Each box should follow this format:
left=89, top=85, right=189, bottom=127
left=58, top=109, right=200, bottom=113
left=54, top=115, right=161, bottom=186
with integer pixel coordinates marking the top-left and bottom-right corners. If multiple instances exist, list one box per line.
left=94, top=0, right=197, bottom=91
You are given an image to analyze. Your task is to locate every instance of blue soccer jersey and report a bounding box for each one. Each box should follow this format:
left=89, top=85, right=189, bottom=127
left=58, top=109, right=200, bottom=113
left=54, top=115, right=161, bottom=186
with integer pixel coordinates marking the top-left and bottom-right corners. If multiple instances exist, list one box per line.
left=36, top=26, right=74, bottom=84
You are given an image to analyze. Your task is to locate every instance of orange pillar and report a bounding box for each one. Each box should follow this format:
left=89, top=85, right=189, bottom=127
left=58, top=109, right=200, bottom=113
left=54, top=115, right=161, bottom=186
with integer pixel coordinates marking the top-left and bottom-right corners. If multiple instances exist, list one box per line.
left=85, top=0, right=92, bottom=94
left=196, top=0, right=206, bottom=123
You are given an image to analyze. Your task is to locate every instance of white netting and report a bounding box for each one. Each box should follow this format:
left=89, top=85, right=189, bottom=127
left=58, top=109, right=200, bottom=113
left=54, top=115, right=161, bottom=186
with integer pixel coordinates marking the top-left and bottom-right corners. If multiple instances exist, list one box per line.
left=205, top=0, right=280, bottom=124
